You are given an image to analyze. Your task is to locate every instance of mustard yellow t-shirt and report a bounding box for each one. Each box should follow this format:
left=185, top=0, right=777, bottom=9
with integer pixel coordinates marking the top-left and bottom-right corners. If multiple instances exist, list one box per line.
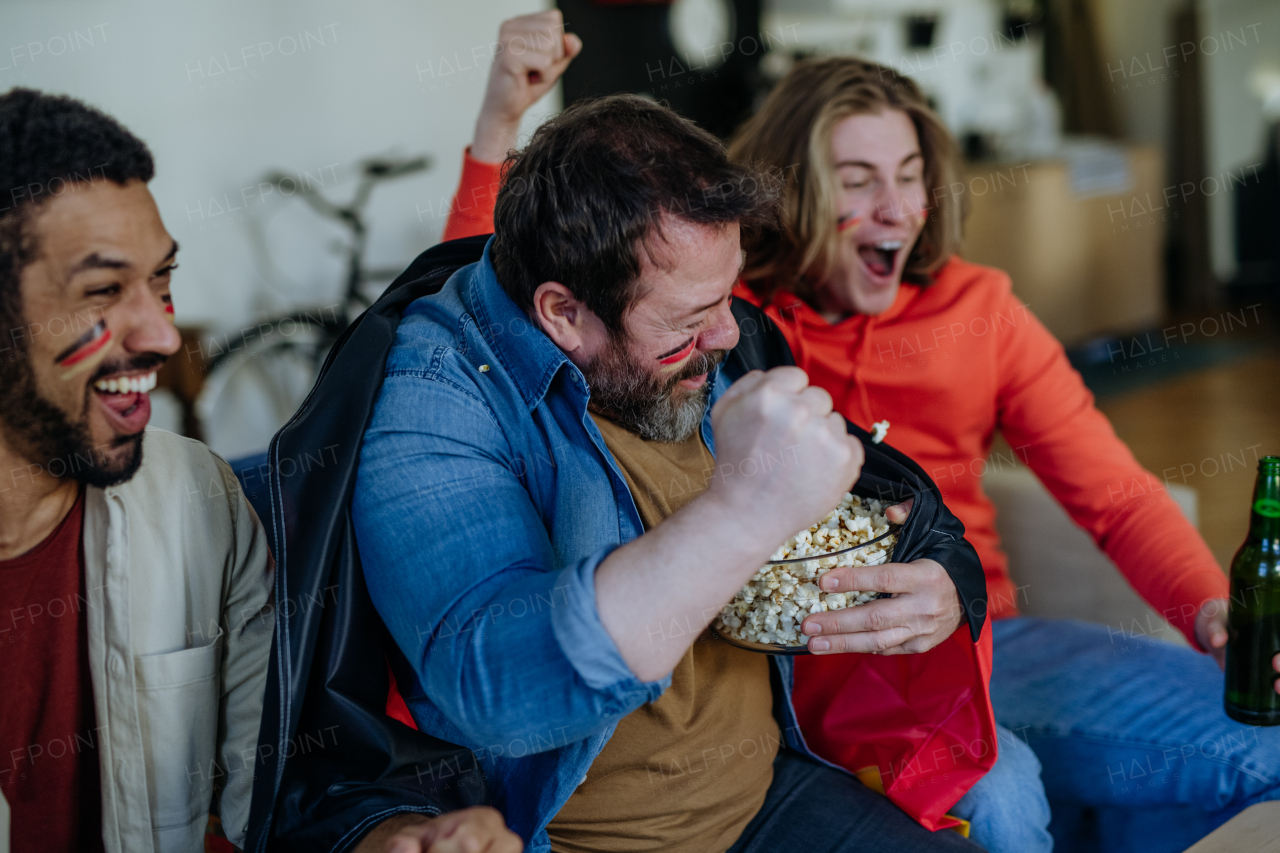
left=546, top=415, right=780, bottom=853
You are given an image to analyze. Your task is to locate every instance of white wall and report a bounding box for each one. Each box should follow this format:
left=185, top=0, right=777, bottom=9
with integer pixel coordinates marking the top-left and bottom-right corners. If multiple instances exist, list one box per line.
left=0, top=0, right=556, bottom=330
left=1094, top=0, right=1279, bottom=285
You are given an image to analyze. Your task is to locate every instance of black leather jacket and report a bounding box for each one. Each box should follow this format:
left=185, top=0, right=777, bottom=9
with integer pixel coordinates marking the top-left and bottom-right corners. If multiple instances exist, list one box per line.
left=244, top=234, right=987, bottom=851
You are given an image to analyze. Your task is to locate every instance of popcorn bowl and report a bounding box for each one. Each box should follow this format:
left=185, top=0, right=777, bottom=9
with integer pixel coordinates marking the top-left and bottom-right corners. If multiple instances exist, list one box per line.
left=712, top=494, right=901, bottom=656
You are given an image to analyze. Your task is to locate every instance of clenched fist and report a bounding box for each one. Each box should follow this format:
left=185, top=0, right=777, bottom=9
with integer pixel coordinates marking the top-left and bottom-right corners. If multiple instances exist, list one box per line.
left=472, top=11, right=583, bottom=162
left=708, top=367, right=865, bottom=548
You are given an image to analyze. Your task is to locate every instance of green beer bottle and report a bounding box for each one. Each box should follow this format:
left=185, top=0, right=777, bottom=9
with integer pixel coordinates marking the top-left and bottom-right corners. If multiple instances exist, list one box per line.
left=1225, top=455, right=1280, bottom=725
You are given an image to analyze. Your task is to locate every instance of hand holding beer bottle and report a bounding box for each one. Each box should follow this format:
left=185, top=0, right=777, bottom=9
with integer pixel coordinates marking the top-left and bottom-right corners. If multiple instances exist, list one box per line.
left=1224, top=455, right=1280, bottom=725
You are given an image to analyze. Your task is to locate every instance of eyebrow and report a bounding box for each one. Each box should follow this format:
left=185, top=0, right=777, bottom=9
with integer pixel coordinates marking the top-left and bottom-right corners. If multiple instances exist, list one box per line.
left=677, top=256, right=744, bottom=321
left=156, top=240, right=179, bottom=268
left=834, top=152, right=923, bottom=170
left=68, top=252, right=131, bottom=277
left=685, top=294, right=726, bottom=318
left=67, top=239, right=179, bottom=280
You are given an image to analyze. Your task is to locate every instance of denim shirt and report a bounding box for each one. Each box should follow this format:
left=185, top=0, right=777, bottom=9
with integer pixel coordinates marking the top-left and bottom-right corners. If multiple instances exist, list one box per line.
left=353, top=242, right=825, bottom=851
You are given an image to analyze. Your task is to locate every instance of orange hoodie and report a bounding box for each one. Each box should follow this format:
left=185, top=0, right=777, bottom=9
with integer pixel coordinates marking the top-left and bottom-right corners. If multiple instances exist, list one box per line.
left=442, top=151, right=1228, bottom=647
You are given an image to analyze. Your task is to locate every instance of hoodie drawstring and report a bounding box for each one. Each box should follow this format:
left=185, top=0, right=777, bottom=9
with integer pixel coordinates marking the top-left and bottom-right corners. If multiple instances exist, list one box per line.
left=853, top=315, right=876, bottom=428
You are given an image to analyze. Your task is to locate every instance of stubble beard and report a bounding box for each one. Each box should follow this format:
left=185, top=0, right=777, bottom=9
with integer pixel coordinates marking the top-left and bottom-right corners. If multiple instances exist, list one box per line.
left=0, top=347, right=147, bottom=489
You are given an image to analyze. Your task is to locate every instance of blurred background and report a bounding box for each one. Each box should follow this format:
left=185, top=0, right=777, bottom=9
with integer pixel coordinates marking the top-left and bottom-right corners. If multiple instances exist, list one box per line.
left=3, top=0, right=1278, bottom=849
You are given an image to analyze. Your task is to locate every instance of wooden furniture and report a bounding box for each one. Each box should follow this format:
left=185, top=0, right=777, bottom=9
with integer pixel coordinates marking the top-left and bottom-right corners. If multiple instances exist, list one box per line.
left=960, top=145, right=1166, bottom=345
left=155, top=325, right=208, bottom=439
left=1182, top=801, right=1280, bottom=852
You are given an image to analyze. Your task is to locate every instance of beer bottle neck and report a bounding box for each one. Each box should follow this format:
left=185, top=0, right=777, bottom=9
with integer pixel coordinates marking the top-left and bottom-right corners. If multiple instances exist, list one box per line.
left=1248, top=461, right=1280, bottom=541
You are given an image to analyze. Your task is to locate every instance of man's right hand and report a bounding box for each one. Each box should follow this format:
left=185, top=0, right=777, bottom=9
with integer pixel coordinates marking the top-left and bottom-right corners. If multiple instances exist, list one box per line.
left=472, top=11, right=583, bottom=163
left=596, top=366, right=865, bottom=681
left=356, top=807, right=522, bottom=853
left=708, top=367, right=865, bottom=546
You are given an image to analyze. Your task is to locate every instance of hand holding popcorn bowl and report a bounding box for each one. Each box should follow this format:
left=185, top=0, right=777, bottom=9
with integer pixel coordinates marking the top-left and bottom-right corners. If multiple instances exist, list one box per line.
left=713, top=492, right=900, bottom=654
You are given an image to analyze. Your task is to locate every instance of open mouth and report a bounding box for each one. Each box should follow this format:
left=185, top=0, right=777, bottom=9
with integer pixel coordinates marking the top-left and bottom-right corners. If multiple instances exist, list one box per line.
left=856, top=240, right=904, bottom=280
left=91, top=370, right=157, bottom=434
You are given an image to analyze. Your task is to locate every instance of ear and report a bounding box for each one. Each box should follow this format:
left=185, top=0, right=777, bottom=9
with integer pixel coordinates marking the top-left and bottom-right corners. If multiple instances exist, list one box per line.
left=531, top=281, right=608, bottom=363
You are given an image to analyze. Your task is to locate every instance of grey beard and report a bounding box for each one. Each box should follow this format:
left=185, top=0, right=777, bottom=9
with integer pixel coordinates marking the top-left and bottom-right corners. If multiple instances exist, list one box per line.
left=582, top=336, right=724, bottom=443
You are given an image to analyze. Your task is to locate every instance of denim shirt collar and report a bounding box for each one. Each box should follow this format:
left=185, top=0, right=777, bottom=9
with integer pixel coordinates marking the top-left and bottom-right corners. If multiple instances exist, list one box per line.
left=461, top=238, right=724, bottom=454
left=464, top=238, right=581, bottom=412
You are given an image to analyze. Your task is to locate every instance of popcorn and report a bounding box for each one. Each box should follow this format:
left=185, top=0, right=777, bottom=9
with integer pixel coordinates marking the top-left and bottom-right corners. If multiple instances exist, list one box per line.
left=715, top=493, right=896, bottom=647
left=870, top=420, right=890, bottom=444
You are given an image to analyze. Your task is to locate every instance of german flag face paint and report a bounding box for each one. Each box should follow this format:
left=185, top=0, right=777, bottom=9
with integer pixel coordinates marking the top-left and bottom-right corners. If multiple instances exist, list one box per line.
left=837, top=212, right=863, bottom=233
left=162, top=293, right=175, bottom=318
left=56, top=319, right=115, bottom=382
left=656, top=337, right=696, bottom=368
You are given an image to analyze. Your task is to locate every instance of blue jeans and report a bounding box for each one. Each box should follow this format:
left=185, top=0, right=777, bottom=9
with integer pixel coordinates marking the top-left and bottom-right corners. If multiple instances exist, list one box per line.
left=990, top=617, right=1280, bottom=852
left=726, top=749, right=980, bottom=852
left=950, top=724, right=1053, bottom=853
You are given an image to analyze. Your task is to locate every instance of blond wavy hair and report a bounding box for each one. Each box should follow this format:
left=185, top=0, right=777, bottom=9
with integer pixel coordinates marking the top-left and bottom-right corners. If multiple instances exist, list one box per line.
left=729, top=57, right=966, bottom=298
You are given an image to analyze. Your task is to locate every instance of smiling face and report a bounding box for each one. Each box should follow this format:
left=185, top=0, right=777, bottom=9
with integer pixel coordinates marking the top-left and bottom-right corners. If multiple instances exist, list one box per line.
left=819, top=109, right=929, bottom=317
left=0, top=179, right=182, bottom=486
left=548, top=217, right=743, bottom=442
left=621, top=218, right=743, bottom=386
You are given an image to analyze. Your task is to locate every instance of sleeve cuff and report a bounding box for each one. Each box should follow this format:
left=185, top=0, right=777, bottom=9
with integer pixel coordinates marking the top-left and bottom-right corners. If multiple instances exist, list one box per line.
left=459, top=146, right=504, bottom=202
left=441, top=148, right=504, bottom=242
left=550, top=545, right=670, bottom=703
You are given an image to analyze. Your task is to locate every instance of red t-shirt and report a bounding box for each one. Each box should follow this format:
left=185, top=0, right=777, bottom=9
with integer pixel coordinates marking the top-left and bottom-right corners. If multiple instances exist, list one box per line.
left=0, top=489, right=105, bottom=853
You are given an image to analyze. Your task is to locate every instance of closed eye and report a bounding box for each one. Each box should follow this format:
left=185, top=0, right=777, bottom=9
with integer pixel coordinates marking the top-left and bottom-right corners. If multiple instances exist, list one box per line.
left=655, top=337, right=696, bottom=361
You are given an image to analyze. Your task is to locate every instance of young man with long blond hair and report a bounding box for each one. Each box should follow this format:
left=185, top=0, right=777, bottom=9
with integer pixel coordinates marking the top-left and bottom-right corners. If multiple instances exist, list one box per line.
left=725, top=57, right=1280, bottom=852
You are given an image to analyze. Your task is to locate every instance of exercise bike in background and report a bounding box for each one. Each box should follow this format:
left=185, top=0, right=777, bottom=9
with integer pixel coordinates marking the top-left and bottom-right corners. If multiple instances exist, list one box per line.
left=195, top=154, right=431, bottom=460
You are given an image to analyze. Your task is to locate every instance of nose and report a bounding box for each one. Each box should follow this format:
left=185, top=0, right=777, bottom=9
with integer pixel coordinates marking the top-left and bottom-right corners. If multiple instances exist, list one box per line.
left=873, top=179, right=910, bottom=225
left=697, top=300, right=740, bottom=353
left=118, top=288, right=182, bottom=359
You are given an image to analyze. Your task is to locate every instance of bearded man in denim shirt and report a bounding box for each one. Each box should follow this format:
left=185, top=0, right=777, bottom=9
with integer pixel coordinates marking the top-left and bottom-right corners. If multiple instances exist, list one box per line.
left=353, top=95, right=984, bottom=853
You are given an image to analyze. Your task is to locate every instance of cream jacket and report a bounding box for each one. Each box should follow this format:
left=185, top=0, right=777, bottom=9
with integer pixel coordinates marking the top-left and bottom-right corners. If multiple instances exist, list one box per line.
left=84, top=428, right=273, bottom=852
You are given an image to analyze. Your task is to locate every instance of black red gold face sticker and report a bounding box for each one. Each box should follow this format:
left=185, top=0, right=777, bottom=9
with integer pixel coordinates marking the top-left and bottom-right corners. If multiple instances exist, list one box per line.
left=837, top=211, right=863, bottom=233
left=656, top=337, right=696, bottom=367
left=56, top=319, right=114, bottom=381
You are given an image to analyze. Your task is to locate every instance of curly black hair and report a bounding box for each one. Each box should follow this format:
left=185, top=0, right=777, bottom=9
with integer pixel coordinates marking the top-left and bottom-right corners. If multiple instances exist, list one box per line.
left=0, top=88, right=154, bottom=344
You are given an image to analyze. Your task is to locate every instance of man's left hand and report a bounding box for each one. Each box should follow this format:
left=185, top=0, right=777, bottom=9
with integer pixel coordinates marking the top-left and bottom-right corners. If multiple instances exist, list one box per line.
left=1195, top=597, right=1280, bottom=693
left=1197, top=598, right=1230, bottom=670
left=801, top=558, right=963, bottom=655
